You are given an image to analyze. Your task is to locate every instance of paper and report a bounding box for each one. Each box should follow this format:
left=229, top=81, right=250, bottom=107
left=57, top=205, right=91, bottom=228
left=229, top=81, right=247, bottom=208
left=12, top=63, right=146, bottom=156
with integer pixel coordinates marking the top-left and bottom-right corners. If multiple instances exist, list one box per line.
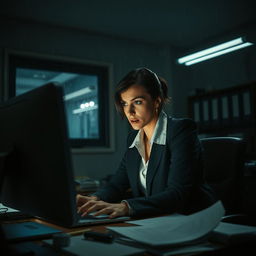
left=148, top=241, right=222, bottom=256
left=108, top=201, right=225, bottom=247
left=0, top=202, right=19, bottom=212
left=126, top=213, right=183, bottom=226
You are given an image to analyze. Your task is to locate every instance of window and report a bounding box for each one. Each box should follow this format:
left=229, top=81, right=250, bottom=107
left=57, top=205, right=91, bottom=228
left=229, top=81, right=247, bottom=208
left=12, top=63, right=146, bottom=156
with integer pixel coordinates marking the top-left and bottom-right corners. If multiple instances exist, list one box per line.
left=4, top=50, right=114, bottom=152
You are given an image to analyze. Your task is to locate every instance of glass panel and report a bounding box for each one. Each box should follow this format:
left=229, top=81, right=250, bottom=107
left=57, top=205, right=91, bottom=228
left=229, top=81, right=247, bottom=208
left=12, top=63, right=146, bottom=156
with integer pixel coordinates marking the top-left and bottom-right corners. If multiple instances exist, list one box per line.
left=16, top=68, right=99, bottom=139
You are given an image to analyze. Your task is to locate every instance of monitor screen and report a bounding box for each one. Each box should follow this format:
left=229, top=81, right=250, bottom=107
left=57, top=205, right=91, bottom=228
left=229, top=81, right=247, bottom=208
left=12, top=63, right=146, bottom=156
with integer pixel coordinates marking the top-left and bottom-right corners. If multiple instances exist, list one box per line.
left=0, top=83, right=78, bottom=227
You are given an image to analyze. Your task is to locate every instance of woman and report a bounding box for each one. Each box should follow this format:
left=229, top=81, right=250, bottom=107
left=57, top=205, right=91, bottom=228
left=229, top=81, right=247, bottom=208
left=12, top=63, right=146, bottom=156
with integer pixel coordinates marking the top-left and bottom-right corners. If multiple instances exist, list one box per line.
left=77, top=67, right=216, bottom=218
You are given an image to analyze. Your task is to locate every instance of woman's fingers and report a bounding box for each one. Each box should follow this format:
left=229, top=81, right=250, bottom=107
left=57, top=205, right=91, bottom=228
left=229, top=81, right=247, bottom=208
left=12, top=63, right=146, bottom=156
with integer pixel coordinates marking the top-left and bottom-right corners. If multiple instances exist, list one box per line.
left=77, top=200, right=94, bottom=214
left=92, top=203, right=127, bottom=218
left=78, top=200, right=128, bottom=218
left=109, top=211, right=119, bottom=218
left=93, top=207, right=113, bottom=217
left=76, top=194, right=90, bottom=206
left=78, top=200, right=107, bottom=215
left=76, top=195, right=99, bottom=210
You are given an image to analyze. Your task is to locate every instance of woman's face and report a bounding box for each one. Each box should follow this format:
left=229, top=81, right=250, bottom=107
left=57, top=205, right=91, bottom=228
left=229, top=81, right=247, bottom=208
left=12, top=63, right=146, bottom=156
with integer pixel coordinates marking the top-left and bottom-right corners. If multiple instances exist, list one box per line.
left=120, top=84, right=160, bottom=130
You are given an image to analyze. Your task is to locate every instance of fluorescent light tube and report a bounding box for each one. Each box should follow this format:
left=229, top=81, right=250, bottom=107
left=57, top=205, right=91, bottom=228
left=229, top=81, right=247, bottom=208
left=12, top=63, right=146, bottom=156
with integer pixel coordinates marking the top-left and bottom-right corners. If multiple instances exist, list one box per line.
left=64, top=87, right=92, bottom=101
left=185, top=42, right=253, bottom=66
left=177, top=37, right=253, bottom=66
left=178, top=38, right=244, bottom=64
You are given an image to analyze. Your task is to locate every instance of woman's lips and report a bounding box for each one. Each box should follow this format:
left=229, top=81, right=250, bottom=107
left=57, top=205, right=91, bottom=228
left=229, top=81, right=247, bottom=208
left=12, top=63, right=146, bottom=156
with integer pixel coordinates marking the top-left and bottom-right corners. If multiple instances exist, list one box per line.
left=130, top=119, right=139, bottom=124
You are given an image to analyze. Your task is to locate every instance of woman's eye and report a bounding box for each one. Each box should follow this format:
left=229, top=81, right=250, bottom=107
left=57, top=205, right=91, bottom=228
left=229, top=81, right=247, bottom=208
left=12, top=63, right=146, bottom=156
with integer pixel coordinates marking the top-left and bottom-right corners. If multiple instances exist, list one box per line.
left=135, top=100, right=142, bottom=105
left=121, top=102, right=128, bottom=107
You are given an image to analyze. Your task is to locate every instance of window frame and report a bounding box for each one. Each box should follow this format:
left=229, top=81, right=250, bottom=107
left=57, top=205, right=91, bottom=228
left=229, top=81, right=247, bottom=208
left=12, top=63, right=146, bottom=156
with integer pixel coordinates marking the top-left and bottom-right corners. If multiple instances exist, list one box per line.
left=3, top=49, right=115, bottom=153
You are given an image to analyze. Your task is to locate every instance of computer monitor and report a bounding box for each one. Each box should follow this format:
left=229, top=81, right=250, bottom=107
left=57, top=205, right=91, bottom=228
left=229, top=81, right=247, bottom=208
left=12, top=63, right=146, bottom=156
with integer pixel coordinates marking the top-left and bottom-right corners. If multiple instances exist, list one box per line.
left=0, top=83, right=78, bottom=227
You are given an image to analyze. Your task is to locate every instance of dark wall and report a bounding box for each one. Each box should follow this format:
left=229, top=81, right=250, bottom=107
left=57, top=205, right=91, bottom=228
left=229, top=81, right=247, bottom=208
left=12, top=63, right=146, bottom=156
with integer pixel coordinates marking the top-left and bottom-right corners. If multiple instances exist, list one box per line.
left=0, top=18, right=173, bottom=179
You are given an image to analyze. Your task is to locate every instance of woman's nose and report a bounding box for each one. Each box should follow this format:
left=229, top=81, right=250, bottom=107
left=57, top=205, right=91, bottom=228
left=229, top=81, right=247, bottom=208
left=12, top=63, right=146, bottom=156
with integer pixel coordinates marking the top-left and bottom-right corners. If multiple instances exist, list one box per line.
left=128, top=104, right=135, bottom=114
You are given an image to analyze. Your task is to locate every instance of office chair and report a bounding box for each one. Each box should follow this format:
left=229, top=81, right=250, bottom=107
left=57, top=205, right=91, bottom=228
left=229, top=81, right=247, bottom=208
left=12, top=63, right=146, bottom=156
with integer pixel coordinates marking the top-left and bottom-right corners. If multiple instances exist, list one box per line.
left=200, top=136, right=252, bottom=224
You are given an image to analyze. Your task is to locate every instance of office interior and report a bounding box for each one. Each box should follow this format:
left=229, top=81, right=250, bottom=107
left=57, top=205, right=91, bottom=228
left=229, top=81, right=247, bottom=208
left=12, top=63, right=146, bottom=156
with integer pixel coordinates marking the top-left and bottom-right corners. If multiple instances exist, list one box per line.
left=0, top=0, right=256, bottom=218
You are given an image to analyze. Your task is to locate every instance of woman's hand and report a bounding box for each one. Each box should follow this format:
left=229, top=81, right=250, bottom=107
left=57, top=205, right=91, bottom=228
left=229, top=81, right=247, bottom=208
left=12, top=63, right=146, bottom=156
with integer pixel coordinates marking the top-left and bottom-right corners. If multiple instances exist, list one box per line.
left=76, top=194, right=99, bottom=208
left=77, top=198, right=129, bottom=218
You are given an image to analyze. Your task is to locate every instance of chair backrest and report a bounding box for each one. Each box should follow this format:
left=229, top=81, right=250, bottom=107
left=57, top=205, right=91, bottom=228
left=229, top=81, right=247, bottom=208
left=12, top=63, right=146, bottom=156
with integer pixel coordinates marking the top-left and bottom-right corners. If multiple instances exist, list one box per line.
left=200, top=137, right=246, bottom=215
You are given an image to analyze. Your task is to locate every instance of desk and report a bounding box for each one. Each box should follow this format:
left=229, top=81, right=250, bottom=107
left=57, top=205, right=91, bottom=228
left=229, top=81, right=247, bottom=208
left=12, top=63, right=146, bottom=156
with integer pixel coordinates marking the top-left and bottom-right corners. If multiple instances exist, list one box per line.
left=1, top=217, right=216, bottom=256
left=2, top=218, right=146, bottom=256
left=2, top=217, right=256, bottom=256
left=34, top=217, right=134, bottom=235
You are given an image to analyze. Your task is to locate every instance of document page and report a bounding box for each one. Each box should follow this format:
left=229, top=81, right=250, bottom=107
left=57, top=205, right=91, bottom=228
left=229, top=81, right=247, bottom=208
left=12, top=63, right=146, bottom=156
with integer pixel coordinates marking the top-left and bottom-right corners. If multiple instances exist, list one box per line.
left=126, top=213, right=184, bottom=226
left=108, top=201, right=225, bottom=247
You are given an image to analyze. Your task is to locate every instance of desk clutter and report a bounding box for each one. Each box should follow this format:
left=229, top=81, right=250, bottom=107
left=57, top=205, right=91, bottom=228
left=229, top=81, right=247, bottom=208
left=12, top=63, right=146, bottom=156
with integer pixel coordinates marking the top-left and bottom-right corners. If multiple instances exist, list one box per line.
left=108, top=201, right=225, bottom=248
left=45, top=201, right=255, bottom=255
left=2, top=221, right=61, bottom=242
left=2, top=201, right=256, bottom=256
left=0, top=203, right=34, bottom=221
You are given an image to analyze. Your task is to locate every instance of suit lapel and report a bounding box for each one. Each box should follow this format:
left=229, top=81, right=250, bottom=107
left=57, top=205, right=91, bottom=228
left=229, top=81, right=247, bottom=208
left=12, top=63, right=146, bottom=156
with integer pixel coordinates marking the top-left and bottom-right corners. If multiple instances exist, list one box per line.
left=146, top=144, right=165, bottom=195
left=126, top=148, right=141, bottom=196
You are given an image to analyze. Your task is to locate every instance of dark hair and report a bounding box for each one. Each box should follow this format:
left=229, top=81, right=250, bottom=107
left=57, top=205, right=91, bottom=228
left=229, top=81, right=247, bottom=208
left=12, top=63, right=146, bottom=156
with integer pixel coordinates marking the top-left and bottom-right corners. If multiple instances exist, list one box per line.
left=114, top=67, right=170, bottom=116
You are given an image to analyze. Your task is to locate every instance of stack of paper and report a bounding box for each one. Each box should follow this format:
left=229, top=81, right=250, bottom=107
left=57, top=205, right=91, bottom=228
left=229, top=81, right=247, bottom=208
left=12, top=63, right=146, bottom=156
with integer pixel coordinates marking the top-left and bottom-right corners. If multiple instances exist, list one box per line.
left=108, top=201, right=225, bottom=248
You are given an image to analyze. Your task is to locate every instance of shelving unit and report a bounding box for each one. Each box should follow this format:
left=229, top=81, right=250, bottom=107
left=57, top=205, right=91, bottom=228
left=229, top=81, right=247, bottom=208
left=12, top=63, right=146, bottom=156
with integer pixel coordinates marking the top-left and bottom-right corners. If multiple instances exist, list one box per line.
left=188, top=82, right=256, bottom=160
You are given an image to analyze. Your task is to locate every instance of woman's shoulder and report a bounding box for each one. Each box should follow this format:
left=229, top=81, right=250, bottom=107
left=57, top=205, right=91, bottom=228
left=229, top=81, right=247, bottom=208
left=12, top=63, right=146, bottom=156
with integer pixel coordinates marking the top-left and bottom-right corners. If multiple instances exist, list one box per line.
left=167, top=116, right=196, bottom=125
left=167, top=116, right=197, bottom=133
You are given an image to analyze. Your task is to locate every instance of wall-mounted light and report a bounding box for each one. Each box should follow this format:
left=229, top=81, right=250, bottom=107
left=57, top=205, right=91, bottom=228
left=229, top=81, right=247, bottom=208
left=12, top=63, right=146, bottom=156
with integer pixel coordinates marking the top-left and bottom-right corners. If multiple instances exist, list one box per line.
left=177, top=37, right=254, bottom=66
left=73, top=101, right=97, bottom=114
left=80, top=101, right=95, bottom=109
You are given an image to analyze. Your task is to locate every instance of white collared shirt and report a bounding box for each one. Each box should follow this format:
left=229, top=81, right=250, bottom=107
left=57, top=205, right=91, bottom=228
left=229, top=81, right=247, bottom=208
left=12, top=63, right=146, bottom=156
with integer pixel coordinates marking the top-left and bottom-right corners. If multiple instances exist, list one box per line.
left=129, top=111, right=167, bottom=194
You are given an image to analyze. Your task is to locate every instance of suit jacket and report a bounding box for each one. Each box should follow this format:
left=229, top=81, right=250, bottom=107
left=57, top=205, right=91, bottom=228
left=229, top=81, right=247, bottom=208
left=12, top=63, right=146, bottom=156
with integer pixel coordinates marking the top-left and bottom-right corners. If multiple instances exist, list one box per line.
left=94, top=117, right=217, bottom=217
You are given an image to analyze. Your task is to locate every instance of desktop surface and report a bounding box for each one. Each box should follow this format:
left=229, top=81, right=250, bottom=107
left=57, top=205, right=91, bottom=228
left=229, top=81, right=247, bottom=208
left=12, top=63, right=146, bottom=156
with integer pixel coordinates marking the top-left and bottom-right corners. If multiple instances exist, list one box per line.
left=2, top=216, right=256, bottom=256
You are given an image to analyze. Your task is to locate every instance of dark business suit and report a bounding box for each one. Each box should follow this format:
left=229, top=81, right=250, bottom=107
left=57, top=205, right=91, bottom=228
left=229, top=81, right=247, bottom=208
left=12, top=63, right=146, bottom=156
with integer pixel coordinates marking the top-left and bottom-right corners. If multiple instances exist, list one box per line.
left=94, top=117, right=217, bottom=217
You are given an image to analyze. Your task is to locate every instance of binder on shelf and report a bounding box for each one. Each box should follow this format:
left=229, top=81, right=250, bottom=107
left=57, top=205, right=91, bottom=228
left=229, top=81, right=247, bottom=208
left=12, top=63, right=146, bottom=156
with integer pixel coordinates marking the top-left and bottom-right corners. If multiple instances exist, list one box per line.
left=193, top=101, right=200, bottom=123
left=231, top=94, right=240, bottom=126
left=242, top=90, right=252, bottom=123
left=220, top=95, right=231, bottom=127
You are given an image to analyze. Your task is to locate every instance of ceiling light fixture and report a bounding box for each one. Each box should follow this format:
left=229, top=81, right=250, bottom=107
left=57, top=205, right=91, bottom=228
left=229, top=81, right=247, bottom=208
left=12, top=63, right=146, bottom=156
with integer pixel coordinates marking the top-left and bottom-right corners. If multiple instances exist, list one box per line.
left=64, top=86, right=93, bottom=101
left=177, top=37, right=254, bottom=66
